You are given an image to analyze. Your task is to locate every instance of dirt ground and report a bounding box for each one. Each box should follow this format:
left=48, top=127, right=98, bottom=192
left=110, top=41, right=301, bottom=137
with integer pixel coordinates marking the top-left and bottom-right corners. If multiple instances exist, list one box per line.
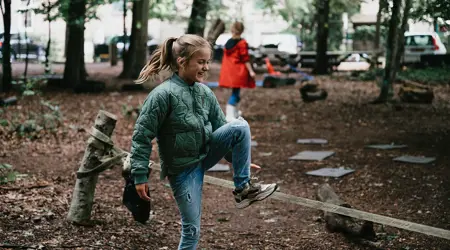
left=1, top=62, right=450, bottom=250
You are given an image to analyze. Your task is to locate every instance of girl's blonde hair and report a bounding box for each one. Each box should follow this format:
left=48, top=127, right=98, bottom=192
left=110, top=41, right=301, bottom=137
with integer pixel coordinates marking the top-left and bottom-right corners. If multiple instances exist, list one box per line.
left=136, top=34, right=211, bottom=84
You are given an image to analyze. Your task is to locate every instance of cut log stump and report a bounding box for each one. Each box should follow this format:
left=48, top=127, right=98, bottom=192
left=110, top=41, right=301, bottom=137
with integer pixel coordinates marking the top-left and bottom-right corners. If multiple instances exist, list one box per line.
left=317, top=183, right=376, bottom=240
left=67, top=110, right=118, bottom=225
left=299, top=82, right=328, bottom=102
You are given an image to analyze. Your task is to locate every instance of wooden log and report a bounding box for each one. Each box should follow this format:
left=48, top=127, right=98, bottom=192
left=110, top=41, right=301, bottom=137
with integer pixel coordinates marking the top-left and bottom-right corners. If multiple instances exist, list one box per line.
left=317, top=184, right=376, bottom=240
left=67, top=110, right=117, bottom=225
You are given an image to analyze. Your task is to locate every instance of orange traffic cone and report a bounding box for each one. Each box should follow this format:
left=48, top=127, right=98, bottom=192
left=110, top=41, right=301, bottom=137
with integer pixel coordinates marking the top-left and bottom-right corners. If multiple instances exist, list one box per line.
left=264, top=58, right=281, bottom=76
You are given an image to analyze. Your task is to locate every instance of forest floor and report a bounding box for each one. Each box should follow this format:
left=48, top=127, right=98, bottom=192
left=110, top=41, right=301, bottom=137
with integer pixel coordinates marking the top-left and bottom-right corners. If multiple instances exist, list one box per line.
left=0, top=62, right=449, bottom=250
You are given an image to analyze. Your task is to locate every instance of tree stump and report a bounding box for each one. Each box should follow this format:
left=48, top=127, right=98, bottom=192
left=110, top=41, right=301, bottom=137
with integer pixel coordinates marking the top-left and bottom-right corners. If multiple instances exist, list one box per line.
left=109, top=43, right=118, bottom=66
left=299, top=82, right=328, bottom=102
left=67, top=110, right=117, bottom=225
left=317, top=184, right=376, bottom=240
left=398, top=79, right=434, bottom=104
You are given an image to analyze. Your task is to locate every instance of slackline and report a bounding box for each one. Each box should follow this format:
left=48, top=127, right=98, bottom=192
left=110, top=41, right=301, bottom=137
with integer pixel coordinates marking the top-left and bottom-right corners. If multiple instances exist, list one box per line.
left=149, top=164, right=450, bottom=240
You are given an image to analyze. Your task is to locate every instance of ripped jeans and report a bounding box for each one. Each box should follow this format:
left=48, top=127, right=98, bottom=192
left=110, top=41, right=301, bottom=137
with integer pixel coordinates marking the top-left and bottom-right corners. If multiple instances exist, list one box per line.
left=168, top=118, right=252, bottom=250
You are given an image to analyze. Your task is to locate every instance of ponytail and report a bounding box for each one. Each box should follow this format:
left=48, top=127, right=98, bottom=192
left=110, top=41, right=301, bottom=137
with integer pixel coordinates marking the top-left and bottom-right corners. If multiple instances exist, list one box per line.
left=135, top=37, right=177, bottom=84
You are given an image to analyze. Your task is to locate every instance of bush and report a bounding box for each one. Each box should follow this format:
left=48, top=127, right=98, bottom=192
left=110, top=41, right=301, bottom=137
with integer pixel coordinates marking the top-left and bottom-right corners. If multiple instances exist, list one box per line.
left=0, top=163, right=18, bottom=184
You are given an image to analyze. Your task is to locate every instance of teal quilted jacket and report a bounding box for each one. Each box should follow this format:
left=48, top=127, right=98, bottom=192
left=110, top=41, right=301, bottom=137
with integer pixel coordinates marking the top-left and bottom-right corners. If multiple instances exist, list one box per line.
left=130, top=73, right=228, bottom=184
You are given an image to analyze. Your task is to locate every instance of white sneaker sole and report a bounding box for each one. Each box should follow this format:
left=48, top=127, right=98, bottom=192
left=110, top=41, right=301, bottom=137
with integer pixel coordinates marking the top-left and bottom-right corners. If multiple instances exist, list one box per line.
left=235, top=184, right=278, bottom=209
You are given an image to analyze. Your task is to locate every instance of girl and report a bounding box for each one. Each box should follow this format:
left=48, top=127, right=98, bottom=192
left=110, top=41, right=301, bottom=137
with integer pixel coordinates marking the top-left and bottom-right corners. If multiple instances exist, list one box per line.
left=130, top=34, right=278, bottom=250
left=219, top=21, right=256, bottom=122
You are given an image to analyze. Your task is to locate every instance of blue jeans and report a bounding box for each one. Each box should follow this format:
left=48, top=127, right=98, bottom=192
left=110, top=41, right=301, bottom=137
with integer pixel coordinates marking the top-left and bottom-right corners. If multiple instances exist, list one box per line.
left=227, top=88, right=241, bottom=106
left=168, top=118, right=251, bottom=250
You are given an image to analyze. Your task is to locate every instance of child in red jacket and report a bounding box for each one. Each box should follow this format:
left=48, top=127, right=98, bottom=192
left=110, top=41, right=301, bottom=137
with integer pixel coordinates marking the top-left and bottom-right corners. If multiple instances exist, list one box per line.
left=219, top=21, right=256, bottom=122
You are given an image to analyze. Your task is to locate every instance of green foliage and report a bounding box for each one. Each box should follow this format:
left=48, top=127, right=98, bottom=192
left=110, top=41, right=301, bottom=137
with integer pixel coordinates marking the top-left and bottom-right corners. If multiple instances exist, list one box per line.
left=0, top=119, right=8, bottom=127
left=12, top=78, right=47, bottom=96
left=397, top=67, right=450, bottom=85
left=25, top=0, right=122, bottom=25
left=354, top=67, right=450, bottom=85
left=208, top=0, right=229, bottom=22
left=149, top=0, right=176, bottom=20
left=352, top=68, right=384, bottom=81
left=410, top=0, right=450, bottom=21
left=1, top=96, right=63, bottom=139
left=353, top=25, right=387, bottom=42
left=121, top=96, right=142, bottom=119
left=263, top=0, right=361, bottom=51
left=20, top=0, right=59, bottom=22
left=0, top=163, right=18, bottom=184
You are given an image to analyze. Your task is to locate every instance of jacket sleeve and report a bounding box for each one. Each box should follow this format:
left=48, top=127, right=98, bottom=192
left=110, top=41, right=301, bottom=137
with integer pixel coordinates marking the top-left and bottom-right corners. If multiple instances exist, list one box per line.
left=207, top=88, right=227, bottom=132
left=130, top=89, right=170, bottom=185
left=206, top=87, right=232, bottom=162
left=239, top=40, right=250, bottom=63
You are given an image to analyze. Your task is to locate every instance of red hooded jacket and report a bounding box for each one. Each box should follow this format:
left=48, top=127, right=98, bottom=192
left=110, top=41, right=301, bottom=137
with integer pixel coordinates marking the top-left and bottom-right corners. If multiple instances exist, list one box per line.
left=218, top=38, right=256, bottom=89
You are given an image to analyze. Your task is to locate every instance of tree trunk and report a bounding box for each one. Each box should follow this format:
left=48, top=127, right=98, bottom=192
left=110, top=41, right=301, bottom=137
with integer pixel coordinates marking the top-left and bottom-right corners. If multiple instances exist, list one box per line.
left=392, top=0, right=412, bottom=80
left=206, top=19, right=225, bottom=45
left=23, top=0, right=31, bottom=81
left=370, top=0, right=383, bottom=69
left=313, top=0, right=330, bottom=75
left=45, top=10, right=51, bottom=74
left=119, top=0, right=149, bottom=79
left=67, top=110, right=117, bottom=224
left=121, top=0, right=127, bottom=62
left=63, top=0, right=86, bottom=88
left=373, top=0, right=402, bottom=103
left=1, top=0, right=12, bottom=93
left=187, top=0, right=209, bottom=36
left=317, top=184, right=376, bottom=240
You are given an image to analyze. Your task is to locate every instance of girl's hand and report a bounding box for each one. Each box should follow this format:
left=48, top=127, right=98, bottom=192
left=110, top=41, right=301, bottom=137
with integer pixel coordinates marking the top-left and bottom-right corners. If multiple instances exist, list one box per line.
left=250, top=163, right=261, bottom=170
left=135, top=183, right=151, bottom=201
left=249, top=71, right=256, bottom=79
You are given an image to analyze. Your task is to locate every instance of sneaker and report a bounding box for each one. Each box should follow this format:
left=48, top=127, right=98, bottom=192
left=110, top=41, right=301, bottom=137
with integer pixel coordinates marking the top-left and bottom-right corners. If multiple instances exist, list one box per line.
left=233, top=180, right=278, bottom=209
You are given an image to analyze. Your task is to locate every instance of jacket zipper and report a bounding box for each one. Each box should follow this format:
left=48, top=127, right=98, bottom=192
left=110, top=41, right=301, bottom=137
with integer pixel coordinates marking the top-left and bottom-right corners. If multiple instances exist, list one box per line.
left=191, top=86, right=205, bottom=158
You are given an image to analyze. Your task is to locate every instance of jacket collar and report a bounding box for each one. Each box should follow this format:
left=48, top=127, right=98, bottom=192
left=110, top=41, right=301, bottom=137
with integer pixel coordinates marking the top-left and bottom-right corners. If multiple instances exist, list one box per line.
left=171, top=73, right=197, bottom=88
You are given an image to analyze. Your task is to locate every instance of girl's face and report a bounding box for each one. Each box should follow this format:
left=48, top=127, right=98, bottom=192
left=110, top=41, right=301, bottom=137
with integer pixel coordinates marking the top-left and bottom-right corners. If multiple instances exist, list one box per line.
left=178, top=48, right=211, bottom=84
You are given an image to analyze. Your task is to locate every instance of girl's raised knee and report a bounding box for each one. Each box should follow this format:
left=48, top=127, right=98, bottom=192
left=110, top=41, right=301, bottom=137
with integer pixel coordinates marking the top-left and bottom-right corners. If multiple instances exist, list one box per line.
left=229, top=118, right=250, bottom=137
left=230, top=117, right=249, bottom=128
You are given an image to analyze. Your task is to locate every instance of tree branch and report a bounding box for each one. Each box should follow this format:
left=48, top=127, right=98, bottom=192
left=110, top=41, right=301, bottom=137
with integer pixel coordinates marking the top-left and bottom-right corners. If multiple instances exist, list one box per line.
left=0, top=0, right=5, bottom=16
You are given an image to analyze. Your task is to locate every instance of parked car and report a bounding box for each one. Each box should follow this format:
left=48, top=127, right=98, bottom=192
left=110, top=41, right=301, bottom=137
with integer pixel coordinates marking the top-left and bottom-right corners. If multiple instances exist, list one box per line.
left=0, top=32, right=45, bottom=62
left=403, top=31, right=447, bottom=64
left=93, top=35, right=159, bottom=62
left=255, top=33, right=302, bottom=67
